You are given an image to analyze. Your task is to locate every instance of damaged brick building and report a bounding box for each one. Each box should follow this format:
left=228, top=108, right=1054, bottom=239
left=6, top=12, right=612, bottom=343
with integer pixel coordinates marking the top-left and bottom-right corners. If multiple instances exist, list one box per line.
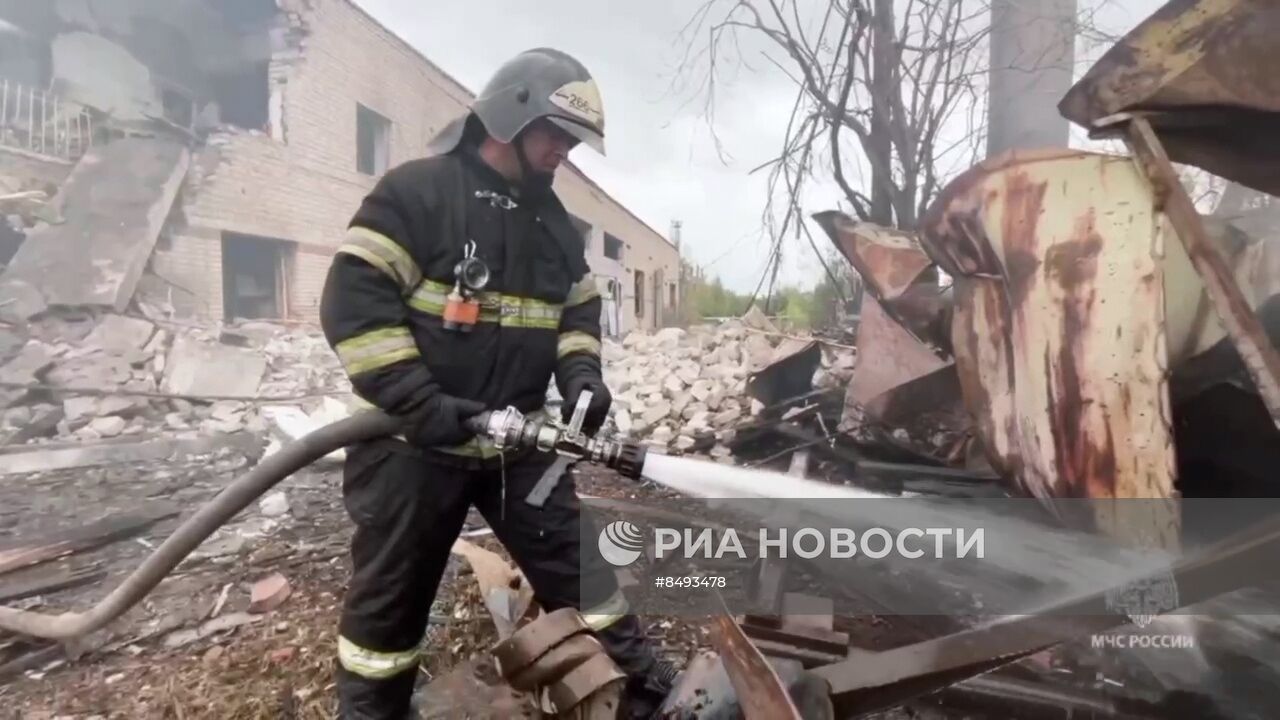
left=0, top=0, right=681, bottom=335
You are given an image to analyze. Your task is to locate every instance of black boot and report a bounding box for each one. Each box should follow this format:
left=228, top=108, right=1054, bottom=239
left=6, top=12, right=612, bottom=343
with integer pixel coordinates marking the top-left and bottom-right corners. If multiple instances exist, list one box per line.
left=621, top=658, right=681, bottom=720
left=336, top=666, right=419, bottom=720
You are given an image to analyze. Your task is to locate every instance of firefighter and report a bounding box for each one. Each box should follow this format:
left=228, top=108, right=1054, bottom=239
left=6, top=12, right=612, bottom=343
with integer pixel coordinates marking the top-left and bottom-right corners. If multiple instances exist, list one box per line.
left=320, top=48, right=676, bottom=719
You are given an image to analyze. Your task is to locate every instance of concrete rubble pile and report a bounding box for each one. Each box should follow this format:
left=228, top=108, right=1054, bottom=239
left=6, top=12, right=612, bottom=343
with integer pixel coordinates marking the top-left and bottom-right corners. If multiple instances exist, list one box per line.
left=601, top=317, right=856, bottom=460
left=0, top=310, right=355, bottom=451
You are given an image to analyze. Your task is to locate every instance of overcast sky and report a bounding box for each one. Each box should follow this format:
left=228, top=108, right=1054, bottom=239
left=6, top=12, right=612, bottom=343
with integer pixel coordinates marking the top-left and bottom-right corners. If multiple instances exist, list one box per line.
left=354, top=0, right=1163, bottom=293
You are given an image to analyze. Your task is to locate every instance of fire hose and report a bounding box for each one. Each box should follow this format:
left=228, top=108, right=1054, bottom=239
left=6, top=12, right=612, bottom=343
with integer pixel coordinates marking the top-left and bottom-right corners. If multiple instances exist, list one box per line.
left=0, top=395, right=647, bottom=641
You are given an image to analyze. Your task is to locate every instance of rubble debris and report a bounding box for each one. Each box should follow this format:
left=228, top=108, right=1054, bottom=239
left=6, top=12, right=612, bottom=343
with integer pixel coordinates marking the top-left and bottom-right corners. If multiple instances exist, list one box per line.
left=248, top=572, right=292, bottom=614
left=0, top=137, right=191, bottom=312
left=82, top=314, right=155, bottom=354
left=0, top=563, right=106, bottom=604
left=258, top=491, right=290, bottom=518
left=605, top=317, right=855, bottom=459
left=261, top=399, right=350, bottom=463
left=162, top=334, right=267, bottom=399
left=162, top=612, right=264, bottom=649
left=745, top=339, right=822, bottom=407
left=51, top=32, right=163, bottom=122
left=0, top=432, right=261, bottom=475
left=0, top=505, right=177, bottom=576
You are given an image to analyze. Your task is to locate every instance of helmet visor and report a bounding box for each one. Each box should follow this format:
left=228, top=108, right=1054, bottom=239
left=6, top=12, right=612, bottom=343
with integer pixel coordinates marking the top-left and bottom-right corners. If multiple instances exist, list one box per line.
left=548, top=116, right=605, bottom=156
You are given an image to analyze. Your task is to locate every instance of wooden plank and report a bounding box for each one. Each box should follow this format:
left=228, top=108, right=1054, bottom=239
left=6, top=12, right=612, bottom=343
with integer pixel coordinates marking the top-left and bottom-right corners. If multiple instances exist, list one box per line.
left=0, top=505, right=177, bottom=576
left=0, top=433, right=261, bottom=475
left=0, top=563, right=105, bottom=603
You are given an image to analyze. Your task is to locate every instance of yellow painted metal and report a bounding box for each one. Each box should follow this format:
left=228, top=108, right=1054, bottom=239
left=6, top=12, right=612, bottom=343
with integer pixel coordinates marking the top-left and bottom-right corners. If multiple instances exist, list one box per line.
left=922, top=149, right=1180, bottom=548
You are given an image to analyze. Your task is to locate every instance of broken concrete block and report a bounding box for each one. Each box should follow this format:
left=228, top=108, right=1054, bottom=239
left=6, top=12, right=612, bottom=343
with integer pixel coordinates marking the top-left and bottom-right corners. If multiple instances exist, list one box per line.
left=97, top=395, right=143, bottom=417
left=46, top=354, right=133, bottom=388
left=641, top=401, right=672, bottom=428
left=713, top=407, right=743, bottom=427
left=164, top=412, right=187, bottom=429
left=259, top=491, right=290, bottom=518
left=261, top=405, right=345, bottom=462
left=3, top=405, right=31, bottom=427
left=711, top=445, right=732, bottom=459
left=650, top=426, right=674, bottom=445
left=654, top=327, right=686, bottom=348
left=0, top=280, right=47, bottom=324
left=671, top=392, right=693, bottom=418
left=614, top=410, right=633, bottom=435
left=690, top=380, right=712, bottom=402
left=676, top=364, right=701, bottom=385
left=675, top=435, right=697, bottom=452
left=249, top=573, right=292, bottom=614
left=63, top=396, right=97, bottom=424
left=663, top=375, right=684, bottom=396
left=706, top=389, right=725, bottom=412
left=89, top=416, right=126, bottom=437
left=0, top=342, right=53, bottom=385
left=84, top=314, right=155, bottom=355
left=682, top=402, right=708, bottom=422
left=76, top=426, right=102, bottom=440
left=162, top=335, right=266, bottom=399
left=0, top=137, right=190, bottom=311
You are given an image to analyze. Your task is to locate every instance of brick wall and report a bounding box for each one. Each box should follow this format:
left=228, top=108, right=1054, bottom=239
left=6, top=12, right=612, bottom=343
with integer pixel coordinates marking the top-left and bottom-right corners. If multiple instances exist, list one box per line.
left=177, top=0, right=680, bottom=328
left=150, top=232, right=222, bottom=317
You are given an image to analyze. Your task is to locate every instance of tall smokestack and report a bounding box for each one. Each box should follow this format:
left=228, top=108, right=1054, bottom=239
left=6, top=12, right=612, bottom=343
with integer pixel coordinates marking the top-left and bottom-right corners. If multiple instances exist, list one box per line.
left=987, top=0, right=1077, bottom=156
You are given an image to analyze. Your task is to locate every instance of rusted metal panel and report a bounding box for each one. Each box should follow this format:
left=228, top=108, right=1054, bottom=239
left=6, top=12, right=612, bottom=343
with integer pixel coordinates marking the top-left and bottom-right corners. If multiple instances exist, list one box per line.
left=813, top=211, right=953, bottom=351
left=709, top=595, right=804, bottom=720
left=844, top=296, right=950, bottom=411
left=1060, top=0, right=1280, bottom=197
left=1122, top=116, right=1280, bottom=429
left=812, top=211, right=934, bottom=302
left=921, top=150, right=1180, bottom=545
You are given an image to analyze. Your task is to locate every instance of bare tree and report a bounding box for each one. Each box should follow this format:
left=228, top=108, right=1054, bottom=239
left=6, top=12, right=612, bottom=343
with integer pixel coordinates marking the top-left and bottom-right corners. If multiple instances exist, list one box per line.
left=678, top=0, right=989, bottom=229
left=674, top=0, right=991, bottom=309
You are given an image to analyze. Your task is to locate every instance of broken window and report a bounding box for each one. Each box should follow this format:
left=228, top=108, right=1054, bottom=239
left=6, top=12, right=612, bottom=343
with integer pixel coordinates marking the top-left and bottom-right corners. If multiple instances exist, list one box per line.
left=357, top=103, right=390, bottom=176
left=570, top=214, right=592, bottom=250
left=634, top=270, right=645, bottom=318
left=604, top=233, right=623, bottom=260
left=221, top=232, right=293, bottom=320
left=210, top=61, right=269, bottom=130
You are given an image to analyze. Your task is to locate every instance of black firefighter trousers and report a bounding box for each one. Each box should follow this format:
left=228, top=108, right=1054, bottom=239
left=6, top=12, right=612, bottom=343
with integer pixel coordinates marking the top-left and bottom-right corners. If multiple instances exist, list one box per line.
left=335, top=439, right=657, bottom=719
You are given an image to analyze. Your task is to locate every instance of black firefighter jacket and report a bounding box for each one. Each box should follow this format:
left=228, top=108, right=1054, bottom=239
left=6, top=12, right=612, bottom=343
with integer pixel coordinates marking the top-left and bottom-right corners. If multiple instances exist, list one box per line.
left=319, top=146, right=604, bottom=459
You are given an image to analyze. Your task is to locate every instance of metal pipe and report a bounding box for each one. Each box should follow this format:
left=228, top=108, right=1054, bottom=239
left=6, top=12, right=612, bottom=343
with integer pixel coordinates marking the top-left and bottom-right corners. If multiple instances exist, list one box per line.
left=0, top=411, right=402, bottom=640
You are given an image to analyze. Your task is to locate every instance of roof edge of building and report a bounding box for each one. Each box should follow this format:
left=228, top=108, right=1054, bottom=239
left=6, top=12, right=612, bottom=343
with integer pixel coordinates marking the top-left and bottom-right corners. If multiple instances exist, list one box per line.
left=342, top=0, right=679, bottom=255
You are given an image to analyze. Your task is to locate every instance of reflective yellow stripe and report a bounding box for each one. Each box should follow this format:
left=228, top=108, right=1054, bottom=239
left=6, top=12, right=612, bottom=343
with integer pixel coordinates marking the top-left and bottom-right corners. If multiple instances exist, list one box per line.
left=335, top=327, right=420, bottom=375
left=557, top=331, right=601, bottom=359
left=337, top=636, right=420, bottom=679
left=336, top=227, right=422, bottom=292
left=581, top=591, right=628, bottom=631
left=408, top=278, right=562, bottom=329
left=565, top=276, right=601, bottom=307
left=498, top=297, right=562, bottom=329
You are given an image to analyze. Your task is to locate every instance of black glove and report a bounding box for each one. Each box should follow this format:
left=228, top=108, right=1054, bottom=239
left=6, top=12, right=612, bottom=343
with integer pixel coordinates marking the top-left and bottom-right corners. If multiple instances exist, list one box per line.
left=561, top=375, right=612, bottom=435
left=401, top=390, right=486, bottom=448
